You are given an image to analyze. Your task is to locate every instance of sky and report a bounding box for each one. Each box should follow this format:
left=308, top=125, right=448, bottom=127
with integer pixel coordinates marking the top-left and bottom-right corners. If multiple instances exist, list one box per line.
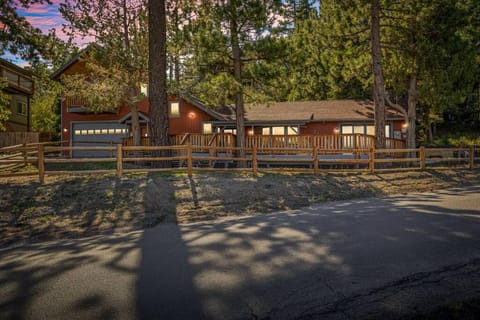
left=3, top=0, right=68, bottom=66
left=5, top=0, right=322, bottom=67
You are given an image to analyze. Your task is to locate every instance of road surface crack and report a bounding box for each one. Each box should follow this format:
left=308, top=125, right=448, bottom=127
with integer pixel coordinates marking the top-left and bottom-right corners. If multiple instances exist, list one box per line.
left=294, top=258, right=480, bottom=320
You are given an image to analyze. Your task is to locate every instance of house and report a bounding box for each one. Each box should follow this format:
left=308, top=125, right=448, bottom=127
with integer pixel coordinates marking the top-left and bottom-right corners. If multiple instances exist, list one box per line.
left=52, top=51, right=406, bottom=157
left=0, top=58, right=34, bottom=131
left=205, top=100, right=405, bottom=140
left=51, top=50, right=228, bottom=157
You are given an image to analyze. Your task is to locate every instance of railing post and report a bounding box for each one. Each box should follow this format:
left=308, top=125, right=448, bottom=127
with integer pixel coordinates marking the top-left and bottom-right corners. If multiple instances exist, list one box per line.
left=313, top=147, right=319, bottom=176
left=420, top=146, right=426, bottom=170
left=116, top=144, right=123, bottom=178
left=252, top=146, right=258, bottom=177
left=469, top=145, right=474, bottom=169
left=369, top=147, right=375, bottom=174
left=187, top=143, right=193, bottom=177
left=38, top=144, right=45, bottom=184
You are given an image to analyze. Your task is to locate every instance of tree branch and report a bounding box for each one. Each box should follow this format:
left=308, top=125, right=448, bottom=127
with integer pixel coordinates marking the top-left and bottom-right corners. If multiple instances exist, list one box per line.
left=385, top=94, right=407, bottom=120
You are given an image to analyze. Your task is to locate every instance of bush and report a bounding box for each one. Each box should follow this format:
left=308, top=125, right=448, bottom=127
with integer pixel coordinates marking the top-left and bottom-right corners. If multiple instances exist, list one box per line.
left=431, top=132, right=480, bottom=147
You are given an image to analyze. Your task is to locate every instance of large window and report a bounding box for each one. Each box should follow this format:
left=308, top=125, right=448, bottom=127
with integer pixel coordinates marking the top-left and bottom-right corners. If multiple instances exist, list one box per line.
left=169, top=102, right=180, bottom=118
left=341, top=124, right=390, bottom=137
left=262, top=126, right=299, bottom=135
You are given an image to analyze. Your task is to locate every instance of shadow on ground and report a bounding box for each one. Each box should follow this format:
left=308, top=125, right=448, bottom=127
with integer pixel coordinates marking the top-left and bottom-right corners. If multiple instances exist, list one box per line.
left=0, top=177, right=479, bottom=319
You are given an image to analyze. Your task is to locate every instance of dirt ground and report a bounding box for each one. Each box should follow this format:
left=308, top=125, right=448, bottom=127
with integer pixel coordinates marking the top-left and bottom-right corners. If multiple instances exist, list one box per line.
left=1, top=169, right=480, bottom=247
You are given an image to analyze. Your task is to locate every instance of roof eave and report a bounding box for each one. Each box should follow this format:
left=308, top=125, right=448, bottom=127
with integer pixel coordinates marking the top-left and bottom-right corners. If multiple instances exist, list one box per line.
left=180, top=95, right=227, bottom=121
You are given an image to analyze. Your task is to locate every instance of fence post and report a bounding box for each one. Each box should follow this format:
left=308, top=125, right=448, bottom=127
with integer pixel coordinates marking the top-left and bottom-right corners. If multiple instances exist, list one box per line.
left=116, top=144, right=123, bottom=178
left=313, top=147, right=319, bottom=176
left=22, top=143, right=27, bottom=165
left=469, top=145, right=474, bottom=169
left=252, top=146, right=258, bottom=177
left=420, top=146, right=426, bottom=170
left=38, top=144, right=45, bottom=184
left=187, top=143, right=193, bottom=177
left=369, top=147, right=375, bottom=174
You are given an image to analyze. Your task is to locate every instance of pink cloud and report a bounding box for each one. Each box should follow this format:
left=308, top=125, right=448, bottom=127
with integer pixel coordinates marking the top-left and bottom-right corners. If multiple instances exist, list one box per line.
left=25, top=7, right=50, bottom=14
left=26, top=16, right=61, bottom=27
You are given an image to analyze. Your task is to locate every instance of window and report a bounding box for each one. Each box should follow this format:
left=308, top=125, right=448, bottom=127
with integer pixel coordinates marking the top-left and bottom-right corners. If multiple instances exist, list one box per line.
left=223, top=129, right=237, bottom=134
left=353, top=125, right=364, bottom=134
left=287, top=126, right=299, bottom=135
left=272, top=127, right=284, bottom=135
left=341, top=124, right=391, bottom=137
left=341, top=125, right=353, bottom=134
left=169, top=102, right=180, bottom=117
left=140, top=84, right=148, bottom=97
left=366, top=125, right=375, bottom=136
left=203, top=123, right=212, bottom=134
left=17, top=102, right=27, bottom=115
left=262, top=126, right=299, bottom=135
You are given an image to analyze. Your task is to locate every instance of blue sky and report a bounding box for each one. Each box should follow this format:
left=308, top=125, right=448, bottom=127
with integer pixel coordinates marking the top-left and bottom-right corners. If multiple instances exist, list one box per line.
left=3, top=0, right=65, bottom=66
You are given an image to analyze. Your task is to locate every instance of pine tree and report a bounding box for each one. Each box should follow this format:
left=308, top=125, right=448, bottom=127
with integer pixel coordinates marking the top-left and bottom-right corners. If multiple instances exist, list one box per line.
left=382, top=0, right=479, bottom=146
left=60, top=0, right=148, bottom=146
left=187, top=0, right=283, bottom=153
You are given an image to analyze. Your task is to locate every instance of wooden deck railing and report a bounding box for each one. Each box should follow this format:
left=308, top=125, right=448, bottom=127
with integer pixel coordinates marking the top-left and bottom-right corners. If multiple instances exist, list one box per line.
left=0, top=144, right=477, bottom=183
left=123, top=134, right=406, bottom=150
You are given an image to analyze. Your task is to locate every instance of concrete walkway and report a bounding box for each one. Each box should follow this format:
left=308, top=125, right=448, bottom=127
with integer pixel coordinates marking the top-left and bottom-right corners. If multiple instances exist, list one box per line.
left=1, top=186, right=480, bottom=319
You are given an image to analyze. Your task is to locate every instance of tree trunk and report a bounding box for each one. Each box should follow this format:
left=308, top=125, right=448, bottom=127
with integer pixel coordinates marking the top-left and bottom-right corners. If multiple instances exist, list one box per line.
left=131, top=104, right=141, bottom=146
left=148, top=0, right=169, bottom=149
left=230, top=4, right=246, bottom=164
left=407, top=73, right=417, bottom=149
left=371, top=0, right=386, bottom=149
left=233, top=45, right=245, bottom=153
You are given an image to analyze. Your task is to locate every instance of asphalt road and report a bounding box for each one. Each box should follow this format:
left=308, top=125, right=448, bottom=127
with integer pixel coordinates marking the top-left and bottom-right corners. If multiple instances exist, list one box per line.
left=1, top=186, right=480, bottom=320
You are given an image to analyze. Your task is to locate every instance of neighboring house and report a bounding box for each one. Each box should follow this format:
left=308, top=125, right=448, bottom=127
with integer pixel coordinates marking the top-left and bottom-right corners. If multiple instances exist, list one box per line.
left=0, top=58, right=34, bottom=131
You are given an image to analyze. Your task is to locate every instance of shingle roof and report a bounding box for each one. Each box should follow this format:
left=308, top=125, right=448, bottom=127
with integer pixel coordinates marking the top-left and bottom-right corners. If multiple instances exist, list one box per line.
left=244, top=100, right=403, bottom=122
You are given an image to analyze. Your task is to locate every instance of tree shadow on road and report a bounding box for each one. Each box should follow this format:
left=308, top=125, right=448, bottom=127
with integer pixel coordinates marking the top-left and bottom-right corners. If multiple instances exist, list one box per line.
left=1, top=175, right=479, bottom=320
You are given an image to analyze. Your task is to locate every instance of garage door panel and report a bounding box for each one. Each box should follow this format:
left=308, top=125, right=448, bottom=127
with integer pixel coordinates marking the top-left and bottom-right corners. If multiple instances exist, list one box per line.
left=72, top=122, right=129, bottom=158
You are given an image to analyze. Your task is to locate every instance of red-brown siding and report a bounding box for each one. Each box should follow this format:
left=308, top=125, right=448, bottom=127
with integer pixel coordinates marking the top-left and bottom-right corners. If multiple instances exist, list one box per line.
left=302, top=122, right=339, bottom=135
left=61, top=97, right=216, bottom=143
left=167, top=98, right=216, bottom=135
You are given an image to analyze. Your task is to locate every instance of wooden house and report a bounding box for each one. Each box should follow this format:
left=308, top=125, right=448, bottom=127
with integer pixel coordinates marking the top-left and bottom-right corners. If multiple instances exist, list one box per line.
left=206, top=100, right=405, bottom=139
left=0, top=58, right=34, bottom=131
left=52, top=51, right=406, bottom=157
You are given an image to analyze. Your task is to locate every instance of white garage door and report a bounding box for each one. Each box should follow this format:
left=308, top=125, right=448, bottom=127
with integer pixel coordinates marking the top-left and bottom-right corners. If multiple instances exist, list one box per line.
left=72, top=122, right=129, bottom=157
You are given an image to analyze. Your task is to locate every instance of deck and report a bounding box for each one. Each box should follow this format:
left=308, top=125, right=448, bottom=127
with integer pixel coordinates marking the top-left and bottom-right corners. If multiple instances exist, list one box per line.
left=123, top=133, right=406, bottom=150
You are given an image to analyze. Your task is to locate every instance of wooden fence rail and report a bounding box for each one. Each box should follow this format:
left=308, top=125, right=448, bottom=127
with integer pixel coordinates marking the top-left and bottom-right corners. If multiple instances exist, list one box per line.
left=0, top=144, right=477, bottom=183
